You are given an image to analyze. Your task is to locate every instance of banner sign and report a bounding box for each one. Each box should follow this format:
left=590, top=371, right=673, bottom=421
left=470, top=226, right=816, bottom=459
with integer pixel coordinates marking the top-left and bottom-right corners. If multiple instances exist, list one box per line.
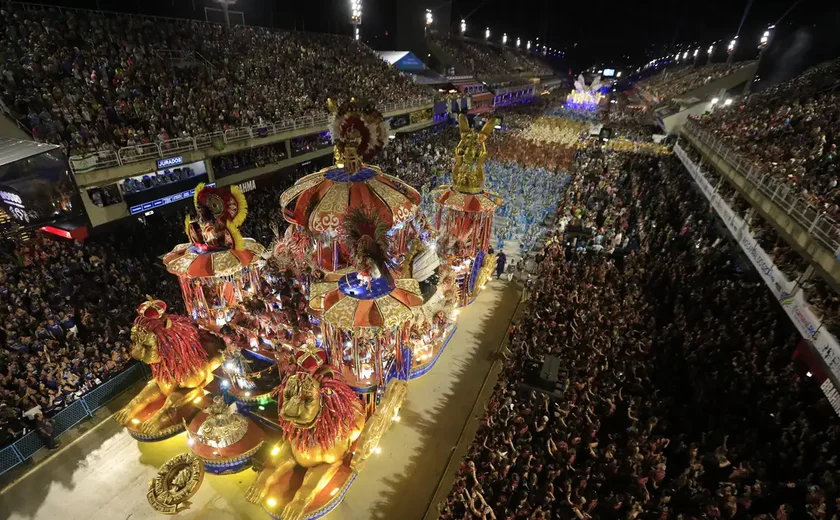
left=675, top=144, right=840, bottom=388
left=129, top=183, right=215, bottom=215
left=237, top=180, right=256, bottom=193
left=156, top=156, right=183, bottom=169
left=69, top=154, right=101, bottom=173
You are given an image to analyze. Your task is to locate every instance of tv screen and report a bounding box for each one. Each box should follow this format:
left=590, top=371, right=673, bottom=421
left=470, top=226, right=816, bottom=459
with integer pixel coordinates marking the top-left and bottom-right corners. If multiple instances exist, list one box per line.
left=603, top=68, right=616, bottom=77
left=0, top=149, right=82, bottom=233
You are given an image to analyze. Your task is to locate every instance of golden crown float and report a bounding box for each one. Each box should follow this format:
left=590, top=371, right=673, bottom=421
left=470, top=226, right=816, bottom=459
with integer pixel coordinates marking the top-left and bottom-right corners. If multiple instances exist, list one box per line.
left=118, top=100, right=468, bottom=519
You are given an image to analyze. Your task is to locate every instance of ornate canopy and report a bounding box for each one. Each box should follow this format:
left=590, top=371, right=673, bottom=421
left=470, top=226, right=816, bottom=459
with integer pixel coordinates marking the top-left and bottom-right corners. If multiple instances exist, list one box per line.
left=309, top=273, right=423, bottom=330
left=432, top=186, right=503, bottom=213
left=163, top=239, right=266, bottom=278
left=279, top=165, right=420, bottom=236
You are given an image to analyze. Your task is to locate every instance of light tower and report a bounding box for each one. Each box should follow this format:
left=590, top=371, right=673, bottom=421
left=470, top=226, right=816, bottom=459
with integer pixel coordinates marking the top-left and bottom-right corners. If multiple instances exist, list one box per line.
left=516, top=37, right=521, bottom=48
left=424, top=9, right=433, bottom=36
left=350, top=0, right=362, bottom=40
left=485, top=27, right=490, bottom=40
left=502, top=33, right=507, bottom=45
left=460, top=19, right=466, bottom=35
left=726, top=36, right=737, bottom=65
left=526, top=40, right=531, bottom=50
left=213, top=0, right=237, bottom=29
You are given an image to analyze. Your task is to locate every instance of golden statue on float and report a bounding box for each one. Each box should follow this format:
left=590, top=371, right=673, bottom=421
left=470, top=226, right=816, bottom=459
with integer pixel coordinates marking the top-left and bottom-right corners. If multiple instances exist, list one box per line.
left=114, top=298, right=224, bottom=440
left=452, top=113, right=496, bottom=194
left=432, top=114, right=501, bottom=306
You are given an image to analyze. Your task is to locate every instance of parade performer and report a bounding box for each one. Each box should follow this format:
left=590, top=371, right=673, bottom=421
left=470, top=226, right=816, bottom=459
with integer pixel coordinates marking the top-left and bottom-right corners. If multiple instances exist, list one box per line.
left=114, top=298, right=225, bottom=437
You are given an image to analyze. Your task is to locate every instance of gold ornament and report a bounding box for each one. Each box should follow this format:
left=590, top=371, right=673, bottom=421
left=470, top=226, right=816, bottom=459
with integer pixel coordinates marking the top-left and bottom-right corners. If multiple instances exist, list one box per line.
left=470, top=253, right=497, bottom=297
left=452, top=113, right=496, bottom=194
left=195, top=396, right=249, bottom=448
left=147, top=453, right=205, bottom=515
left=351, top=379, right=408, bottom=472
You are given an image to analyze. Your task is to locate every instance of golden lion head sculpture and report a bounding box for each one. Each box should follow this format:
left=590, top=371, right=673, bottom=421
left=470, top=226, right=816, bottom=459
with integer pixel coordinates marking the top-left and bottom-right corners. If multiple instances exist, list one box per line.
left=273, top=351, right=362, bottom=453
left=131, top=299, right=209, bottom=385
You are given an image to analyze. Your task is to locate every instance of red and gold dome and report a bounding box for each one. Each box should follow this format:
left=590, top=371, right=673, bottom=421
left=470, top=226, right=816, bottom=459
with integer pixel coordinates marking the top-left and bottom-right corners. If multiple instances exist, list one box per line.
left=163, top=239, right=265, bottom=278
left=309, top=274, right=423, bottom=330
left=432, top=186, right=503, bottom=213
left=280, top=165, right=420, bottom=236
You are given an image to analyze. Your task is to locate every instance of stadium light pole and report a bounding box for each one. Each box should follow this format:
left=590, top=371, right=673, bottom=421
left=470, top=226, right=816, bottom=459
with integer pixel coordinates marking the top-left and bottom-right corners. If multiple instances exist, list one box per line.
left=424, top=9, right=433, bottom=36
left=214, top=0, right=237, bottom=29
left=502, top=33, right=507, bottom=45
left=744, top=24, right=776, bottom=95
left=350, top=0, right=362, bottom=40
left=707, top=43, right=715, bottom=63
left=526, top=40, right=531, bottom=51
left=485, top=27, right=490, bottom=40
left=516, top=37, right=521, bottom=48
left=726, top=36, right=737, bottom=65
left=460, top=19, right=466, bottom=35
left=693, top=48, right=700, bottom=65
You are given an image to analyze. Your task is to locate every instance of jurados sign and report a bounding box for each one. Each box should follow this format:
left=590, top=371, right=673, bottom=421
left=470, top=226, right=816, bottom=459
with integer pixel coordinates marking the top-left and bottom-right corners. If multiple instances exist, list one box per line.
left=156, top=156, right=184, bottom=169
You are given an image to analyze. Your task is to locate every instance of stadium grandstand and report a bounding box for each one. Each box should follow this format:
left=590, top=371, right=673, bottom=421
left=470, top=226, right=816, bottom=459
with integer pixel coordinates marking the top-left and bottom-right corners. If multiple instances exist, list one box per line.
left=428, top=35, right=553, bottom=78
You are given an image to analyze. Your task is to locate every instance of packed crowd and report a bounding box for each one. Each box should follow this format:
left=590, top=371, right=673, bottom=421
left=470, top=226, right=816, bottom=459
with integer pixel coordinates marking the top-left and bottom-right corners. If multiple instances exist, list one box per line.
left=680, top=139, right=840, bottom=338
left=120, top=165, right=200, bottom=194
left=0, top=4, right=430, bottom=155
left=212, top=143, right=287, bottom=177
left=0, top=228, right=182, bottom=445
left=486, top=163, right=570, bottom=254
left=691, top=60, right=840, bottom=214
left=431, top=36, right=550, bottom=77
left=637, top=63, right=751, bottom=103
left=441, top=136, right=840, bottom=518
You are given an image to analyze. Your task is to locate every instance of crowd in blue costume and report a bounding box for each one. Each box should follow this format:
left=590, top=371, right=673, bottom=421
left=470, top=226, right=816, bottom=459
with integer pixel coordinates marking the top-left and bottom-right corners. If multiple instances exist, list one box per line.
left=418, top=162, right=570, bottom=256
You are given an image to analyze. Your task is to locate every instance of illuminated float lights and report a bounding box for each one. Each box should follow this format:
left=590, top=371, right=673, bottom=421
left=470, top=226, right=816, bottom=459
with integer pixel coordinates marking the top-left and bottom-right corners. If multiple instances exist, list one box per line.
left=263, top=473, right=358, bottom=520
left=408, top=325, right=457, bottom=379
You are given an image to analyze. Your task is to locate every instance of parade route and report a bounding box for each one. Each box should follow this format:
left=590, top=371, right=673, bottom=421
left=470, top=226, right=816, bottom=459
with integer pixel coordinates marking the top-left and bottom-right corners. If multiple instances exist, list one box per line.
left=0, top=277, right=521, bottom=520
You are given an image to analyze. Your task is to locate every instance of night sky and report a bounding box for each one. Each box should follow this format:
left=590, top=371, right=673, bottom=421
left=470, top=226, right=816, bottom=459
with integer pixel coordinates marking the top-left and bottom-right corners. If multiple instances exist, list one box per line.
left=450, top=0, right=838, bottom=71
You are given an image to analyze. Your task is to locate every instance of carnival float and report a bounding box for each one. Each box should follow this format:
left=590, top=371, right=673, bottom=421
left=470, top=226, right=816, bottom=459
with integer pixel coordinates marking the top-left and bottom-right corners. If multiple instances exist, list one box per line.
left=566, top=74, right=604, bottom=110
left=116, top=100, right=493, bottom=519
left=432, top=113, right=501, bottom=306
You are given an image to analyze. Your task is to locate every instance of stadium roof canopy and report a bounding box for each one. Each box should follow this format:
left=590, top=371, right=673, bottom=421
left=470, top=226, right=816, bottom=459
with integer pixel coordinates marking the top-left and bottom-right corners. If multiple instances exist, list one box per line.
left=0, top=137, right=60, bottom=167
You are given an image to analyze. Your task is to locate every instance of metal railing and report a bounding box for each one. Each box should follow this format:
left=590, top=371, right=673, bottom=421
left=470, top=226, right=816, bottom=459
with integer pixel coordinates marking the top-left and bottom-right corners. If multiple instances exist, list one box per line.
left=0, top=363, right=149, bottom=477
left=683, top=119, right=840, bottom=254
left=67, top=97, right=433, bottom=175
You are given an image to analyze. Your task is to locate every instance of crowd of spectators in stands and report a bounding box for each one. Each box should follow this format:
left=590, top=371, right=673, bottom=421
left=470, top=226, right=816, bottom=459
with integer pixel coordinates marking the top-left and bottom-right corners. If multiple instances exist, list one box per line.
left=379, top=125, right=456, bottom=190
left=431, top=36, right=550, bottom=77
left=0, top=4, right=431, bottom=156
left=441, top=143, right=840, bottom=519
left=680, top=138, right=840, bottom=338
left=120, top=165, right=199, bottom=194
left=636, top=63, right=751, bottom=103
left=691, top=60, right=840, bottom=218
left=212, top=143, right=287, bottom=177
left=0, top=228, right=182, bottom=446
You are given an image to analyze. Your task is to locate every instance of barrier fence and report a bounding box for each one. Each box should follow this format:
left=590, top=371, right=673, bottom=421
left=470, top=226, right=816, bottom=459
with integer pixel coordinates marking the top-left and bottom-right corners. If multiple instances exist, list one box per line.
left=683, top=119, right=840, bottom=255
left=0, top=363, right=150, bottom=477
left=68, top=98, right=433, bottom=175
